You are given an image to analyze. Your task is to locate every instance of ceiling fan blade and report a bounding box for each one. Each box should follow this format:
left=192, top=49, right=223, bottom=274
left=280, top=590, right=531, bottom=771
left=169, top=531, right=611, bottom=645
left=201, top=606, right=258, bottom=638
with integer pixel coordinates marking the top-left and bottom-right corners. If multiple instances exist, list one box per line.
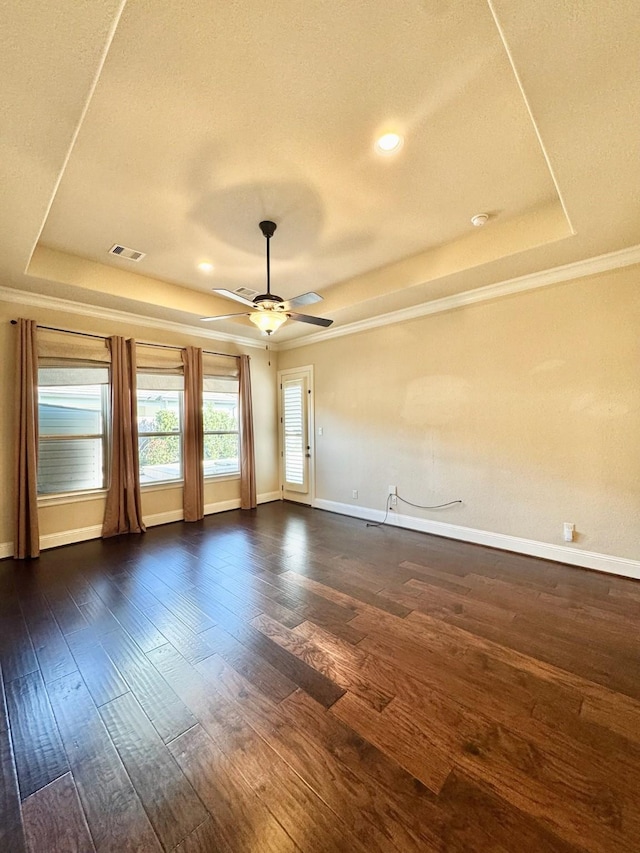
left=200, top=312, right=251, bottom=322
left=288, top=312, right=333, bottom=327
left=281, top=291, right=323, bottom=310
left=212, top=289, right=256, bottom=308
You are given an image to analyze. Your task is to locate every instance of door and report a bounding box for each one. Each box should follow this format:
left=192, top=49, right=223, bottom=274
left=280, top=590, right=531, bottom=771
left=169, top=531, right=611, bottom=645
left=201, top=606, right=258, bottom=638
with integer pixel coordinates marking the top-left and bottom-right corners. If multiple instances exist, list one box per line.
left=278, top=366, right=314, bottom=505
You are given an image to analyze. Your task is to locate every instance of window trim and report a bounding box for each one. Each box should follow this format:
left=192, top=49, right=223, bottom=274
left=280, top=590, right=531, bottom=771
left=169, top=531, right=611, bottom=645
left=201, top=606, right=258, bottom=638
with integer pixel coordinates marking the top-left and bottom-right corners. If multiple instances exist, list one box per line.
left=208, top=472, right=240, bottom=482
left=139, top=480, right=184, bottom=492
left=203, top=470, right=241, bottom=483
left=37, top=488, right=108, bottom=507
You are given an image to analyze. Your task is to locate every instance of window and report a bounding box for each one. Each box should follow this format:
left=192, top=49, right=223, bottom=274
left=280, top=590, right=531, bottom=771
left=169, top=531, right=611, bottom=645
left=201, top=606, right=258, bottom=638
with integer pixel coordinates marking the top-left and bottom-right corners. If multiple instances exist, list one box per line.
left=137, top=373, right=183, bottom=484
left=283, top=378, right=305, bottom=486
left=37, top=365, right=109, bottom=495
left=203, top=376, right=239, bottom=477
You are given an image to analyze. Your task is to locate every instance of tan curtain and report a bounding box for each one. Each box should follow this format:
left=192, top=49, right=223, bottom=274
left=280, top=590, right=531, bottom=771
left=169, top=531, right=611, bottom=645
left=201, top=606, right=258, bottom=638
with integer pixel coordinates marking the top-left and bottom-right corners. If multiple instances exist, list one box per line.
left=181, top=346, right=204, bottom=521
left=14, top=319, right=40, bottom=559
left=239, top=354, right=257, bottom=509
left=102, top=337, right=146, bottom=537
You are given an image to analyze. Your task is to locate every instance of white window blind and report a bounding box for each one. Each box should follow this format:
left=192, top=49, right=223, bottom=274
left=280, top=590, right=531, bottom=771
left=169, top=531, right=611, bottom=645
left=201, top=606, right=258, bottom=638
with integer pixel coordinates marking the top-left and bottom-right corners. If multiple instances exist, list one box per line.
left=37, top=364, right=110, bottom=495
left=283, top=380, right=304, bottom=485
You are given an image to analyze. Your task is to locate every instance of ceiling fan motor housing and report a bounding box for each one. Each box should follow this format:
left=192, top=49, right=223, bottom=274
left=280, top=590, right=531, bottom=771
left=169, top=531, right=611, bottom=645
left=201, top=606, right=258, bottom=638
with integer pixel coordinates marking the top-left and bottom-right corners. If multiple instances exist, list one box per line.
left=254, top=292, right=284, bottom=306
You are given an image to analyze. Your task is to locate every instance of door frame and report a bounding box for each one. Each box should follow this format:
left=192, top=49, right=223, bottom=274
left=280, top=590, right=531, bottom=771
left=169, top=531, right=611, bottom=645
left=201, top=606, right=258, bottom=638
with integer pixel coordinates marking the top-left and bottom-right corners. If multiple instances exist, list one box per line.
left=277, top=364, right=315, bottom=506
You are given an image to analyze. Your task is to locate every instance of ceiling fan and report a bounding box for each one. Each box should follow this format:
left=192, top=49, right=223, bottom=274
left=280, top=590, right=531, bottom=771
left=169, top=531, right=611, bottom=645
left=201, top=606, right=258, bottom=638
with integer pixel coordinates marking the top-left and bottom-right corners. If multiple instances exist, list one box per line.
left=201, top=220, right=333, bottom=335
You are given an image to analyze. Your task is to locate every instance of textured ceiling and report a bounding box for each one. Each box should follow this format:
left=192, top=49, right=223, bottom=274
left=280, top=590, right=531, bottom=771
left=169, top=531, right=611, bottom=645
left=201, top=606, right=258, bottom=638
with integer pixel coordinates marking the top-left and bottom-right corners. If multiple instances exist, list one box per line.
left=2, top=0, right=639, bottom=342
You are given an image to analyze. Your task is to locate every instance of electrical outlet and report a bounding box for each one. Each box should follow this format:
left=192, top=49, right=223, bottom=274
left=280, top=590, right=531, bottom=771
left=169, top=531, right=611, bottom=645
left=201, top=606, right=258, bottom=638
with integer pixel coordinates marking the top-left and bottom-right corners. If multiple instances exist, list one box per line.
left=352, top=489, right=358, bottom=500
left=563, top=522, right=575, bottom=542
left=388, top=485, right=397, bottom=496
left=390, top=494, right=397, bottom=507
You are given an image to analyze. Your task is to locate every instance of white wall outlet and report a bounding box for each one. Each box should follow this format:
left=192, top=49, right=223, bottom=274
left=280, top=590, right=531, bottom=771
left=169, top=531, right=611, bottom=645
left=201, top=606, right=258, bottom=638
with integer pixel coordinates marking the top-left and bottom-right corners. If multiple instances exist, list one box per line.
left=388, top=485, right=397, bottom=496
left=318, top=427, right=323, bottom=436
left=390, top=494, right=397, bottom=507
left=352, top=489, right=358, bottom=499
left=563, top=522, right=575, bottom=542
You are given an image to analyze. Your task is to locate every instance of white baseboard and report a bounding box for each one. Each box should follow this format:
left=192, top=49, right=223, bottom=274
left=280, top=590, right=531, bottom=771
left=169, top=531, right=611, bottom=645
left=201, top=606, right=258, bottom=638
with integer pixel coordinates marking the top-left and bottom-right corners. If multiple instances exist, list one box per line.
left=0, top=490, right=285, bottom=558
left=144, top=509, right=185, bottom=527
left=203, top=491, right=281, bottom=516
left=41, top=524, right=105, bottom=551
left=1, top=496, right=637, bottom=579
left=258, top=491, right=282, bottom=504
left=313, top=499, right=640, bottom=581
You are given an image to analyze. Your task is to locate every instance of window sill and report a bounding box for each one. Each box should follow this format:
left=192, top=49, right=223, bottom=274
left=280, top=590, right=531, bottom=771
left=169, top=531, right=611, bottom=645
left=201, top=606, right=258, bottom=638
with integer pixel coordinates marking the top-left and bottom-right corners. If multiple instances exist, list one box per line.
left=140, top=480, right=183, bottom=492
left=136, top=474, right=240, bottom=492
left=204, top=473, right=240, bottom=483
left=38, top=489, right=108, bottom=507
left=37, top=473, right=240, bottom=505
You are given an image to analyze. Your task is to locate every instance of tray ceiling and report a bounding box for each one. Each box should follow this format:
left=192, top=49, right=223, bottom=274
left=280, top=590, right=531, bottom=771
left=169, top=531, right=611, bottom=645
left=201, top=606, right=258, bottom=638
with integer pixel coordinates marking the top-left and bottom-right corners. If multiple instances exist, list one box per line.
left=2, top=0, right=639, bottom=341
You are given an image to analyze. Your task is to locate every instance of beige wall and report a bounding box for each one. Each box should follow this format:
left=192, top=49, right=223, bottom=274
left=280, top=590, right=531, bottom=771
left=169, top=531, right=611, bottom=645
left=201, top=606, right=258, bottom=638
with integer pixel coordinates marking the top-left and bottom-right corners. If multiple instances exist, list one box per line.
left=279, top=265, right=640, bottom=562
left=2, top=263, right=638, bottom=564
left=0, top=298, right=279, bottom=550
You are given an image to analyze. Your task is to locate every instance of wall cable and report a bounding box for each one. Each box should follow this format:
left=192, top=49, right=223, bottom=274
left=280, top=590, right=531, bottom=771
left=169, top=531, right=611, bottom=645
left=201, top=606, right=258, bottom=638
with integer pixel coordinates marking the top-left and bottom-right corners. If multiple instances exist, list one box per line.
left=367, top=492, right=462, bottom=529
left=366, top=494, right=391, bottom=528
left=397, top=493, right=462, bottom=510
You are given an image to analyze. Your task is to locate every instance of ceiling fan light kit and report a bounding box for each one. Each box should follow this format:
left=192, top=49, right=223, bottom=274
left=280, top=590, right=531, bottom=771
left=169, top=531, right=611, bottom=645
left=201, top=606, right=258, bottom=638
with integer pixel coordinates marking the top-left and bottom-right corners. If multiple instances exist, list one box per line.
left=201, top=220, right=333, bottom=335
left=249, top=310, right=287, bottom=334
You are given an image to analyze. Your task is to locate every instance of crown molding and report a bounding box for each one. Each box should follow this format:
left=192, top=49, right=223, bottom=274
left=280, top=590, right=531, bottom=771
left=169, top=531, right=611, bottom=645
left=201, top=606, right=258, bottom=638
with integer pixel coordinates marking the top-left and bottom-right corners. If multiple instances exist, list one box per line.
left=0, top=285, right=265, bottom=350
left=3, top=241, right=640, bottom=354
left=277, top=241, right=640, bottom=351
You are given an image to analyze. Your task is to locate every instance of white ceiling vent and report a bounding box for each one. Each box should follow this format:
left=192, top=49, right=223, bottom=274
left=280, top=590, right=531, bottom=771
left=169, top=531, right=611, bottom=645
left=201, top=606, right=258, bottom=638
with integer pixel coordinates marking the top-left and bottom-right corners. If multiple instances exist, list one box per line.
left=234, top=286, right=260, bottom=299
left=109, top=244, right=146, bottom=262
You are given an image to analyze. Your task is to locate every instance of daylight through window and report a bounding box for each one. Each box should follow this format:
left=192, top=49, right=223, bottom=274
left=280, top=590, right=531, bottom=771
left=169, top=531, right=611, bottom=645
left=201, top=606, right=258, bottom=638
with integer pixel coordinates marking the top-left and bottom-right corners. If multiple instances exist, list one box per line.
left=203, top=376, right=240, bottom=477
left=37, top=365, right=109, bottom=495
left=137, top=372, right=184, bottom=484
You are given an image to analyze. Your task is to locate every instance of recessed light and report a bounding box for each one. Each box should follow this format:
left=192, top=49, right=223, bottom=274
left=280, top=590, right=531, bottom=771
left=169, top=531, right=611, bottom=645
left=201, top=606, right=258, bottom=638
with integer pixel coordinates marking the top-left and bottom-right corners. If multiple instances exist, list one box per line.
left=470, top=213, right=489, bottom=227
left=197, top=261, right=214, bottom=273
left=375, top=132, right=403, bottom=155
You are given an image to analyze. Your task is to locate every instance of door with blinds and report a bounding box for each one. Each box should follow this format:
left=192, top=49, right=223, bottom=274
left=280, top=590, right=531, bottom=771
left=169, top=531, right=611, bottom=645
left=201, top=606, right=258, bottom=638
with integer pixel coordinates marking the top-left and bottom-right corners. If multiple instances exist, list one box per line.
left=278, top=366, right=314, bottom=504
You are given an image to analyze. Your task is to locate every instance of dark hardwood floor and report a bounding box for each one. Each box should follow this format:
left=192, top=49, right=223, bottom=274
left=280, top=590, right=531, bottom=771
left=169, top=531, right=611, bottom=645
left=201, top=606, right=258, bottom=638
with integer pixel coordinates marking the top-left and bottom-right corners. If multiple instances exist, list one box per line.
left=1, top=502, right=639, bottom=852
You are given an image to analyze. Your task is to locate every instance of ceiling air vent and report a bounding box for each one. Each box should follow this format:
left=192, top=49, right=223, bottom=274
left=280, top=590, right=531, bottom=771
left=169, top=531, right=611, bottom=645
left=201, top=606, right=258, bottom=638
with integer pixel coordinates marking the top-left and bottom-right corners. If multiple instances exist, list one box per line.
left=109, top=244, right=146, bottom=262
left=234, top=286, right=259, bottom=299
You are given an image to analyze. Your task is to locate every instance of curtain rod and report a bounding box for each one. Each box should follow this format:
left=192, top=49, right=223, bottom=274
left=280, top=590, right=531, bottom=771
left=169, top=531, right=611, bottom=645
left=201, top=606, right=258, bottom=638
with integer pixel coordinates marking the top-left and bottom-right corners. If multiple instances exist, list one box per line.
left=10, top=320, right=240, bottom=360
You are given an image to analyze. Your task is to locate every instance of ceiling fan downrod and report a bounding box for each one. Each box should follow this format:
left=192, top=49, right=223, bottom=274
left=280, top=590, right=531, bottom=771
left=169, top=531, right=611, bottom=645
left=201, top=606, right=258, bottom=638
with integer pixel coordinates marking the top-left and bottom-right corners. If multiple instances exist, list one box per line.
left=259, top=220, right=278, bottom=300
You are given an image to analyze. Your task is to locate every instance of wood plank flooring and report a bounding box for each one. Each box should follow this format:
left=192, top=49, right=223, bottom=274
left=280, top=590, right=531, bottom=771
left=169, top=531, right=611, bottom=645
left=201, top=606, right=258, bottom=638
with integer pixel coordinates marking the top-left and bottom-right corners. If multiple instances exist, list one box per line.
left=1, top=502, right=639, bottom=852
